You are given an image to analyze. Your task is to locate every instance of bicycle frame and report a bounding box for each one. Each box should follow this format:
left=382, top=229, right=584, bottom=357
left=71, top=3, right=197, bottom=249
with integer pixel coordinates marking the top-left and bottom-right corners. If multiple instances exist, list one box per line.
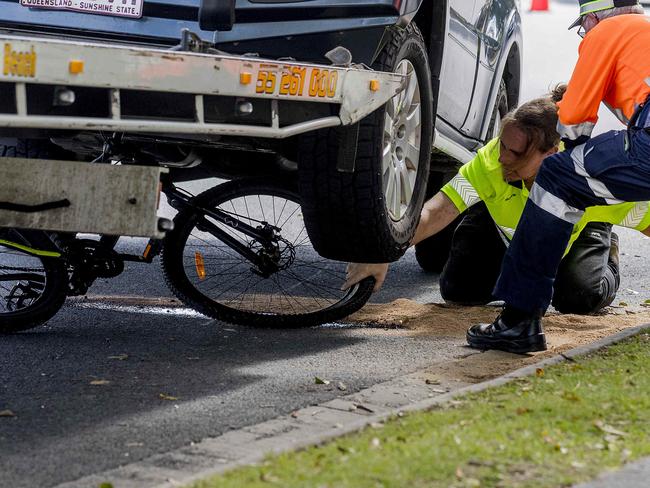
left=161, top=180, right=282, bottom=273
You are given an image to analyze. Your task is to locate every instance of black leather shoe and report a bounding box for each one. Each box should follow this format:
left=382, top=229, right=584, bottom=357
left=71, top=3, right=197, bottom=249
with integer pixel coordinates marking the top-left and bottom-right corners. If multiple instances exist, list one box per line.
left=467, top=314, right=547, bottom=354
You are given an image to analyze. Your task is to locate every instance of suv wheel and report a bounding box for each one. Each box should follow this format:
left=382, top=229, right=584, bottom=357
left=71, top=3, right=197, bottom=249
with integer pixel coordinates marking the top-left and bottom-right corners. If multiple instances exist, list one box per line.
left=298, top=23, right=433, bottom=263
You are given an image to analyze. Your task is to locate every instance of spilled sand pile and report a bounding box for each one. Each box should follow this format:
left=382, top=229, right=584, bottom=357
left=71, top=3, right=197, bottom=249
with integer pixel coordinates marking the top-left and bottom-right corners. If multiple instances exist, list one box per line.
left=348, top=299, right=650, bottom=383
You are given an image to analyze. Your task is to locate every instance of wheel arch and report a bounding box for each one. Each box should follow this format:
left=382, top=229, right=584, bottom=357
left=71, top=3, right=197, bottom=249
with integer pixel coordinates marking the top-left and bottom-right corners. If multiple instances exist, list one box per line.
left=479, top=7, right=523, bottom=142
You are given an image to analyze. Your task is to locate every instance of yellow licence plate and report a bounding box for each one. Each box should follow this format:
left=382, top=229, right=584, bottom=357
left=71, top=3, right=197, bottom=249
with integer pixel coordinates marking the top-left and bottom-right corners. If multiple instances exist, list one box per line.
left=3, top=43, right=37, bottom=78
left=255, top=66, right=338, bottom=99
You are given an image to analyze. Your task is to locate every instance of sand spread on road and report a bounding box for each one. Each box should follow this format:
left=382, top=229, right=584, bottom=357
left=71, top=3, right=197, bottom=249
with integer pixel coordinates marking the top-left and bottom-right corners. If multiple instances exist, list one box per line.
left=349, top=299, right=650, bottom=383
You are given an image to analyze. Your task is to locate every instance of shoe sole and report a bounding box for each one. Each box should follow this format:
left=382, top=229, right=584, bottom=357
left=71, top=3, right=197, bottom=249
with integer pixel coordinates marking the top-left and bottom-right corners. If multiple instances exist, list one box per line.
left=466, top=333, right=547, bottom=354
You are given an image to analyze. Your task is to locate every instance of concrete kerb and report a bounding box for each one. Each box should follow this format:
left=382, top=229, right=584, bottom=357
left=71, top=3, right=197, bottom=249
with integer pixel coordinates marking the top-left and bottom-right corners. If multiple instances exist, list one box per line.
left=53, top=323, right=650, bottom=488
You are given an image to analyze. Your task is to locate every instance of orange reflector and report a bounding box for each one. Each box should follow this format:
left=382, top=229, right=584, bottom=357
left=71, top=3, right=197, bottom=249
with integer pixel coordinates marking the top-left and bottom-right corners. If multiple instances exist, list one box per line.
left=195, top=251, right=206, bottom=280
left=143, top=243, right=152, bottom=259
left=69, top=60, right=84, bottom=75
left=240, top=72, right=252, bottom=85
left=369, top=79, right=380, bottom=92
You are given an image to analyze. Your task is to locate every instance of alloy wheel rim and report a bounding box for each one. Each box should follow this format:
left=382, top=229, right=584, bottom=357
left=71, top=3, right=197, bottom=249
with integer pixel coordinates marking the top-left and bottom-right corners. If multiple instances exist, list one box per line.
left=382, top=59, right=422, bottom=221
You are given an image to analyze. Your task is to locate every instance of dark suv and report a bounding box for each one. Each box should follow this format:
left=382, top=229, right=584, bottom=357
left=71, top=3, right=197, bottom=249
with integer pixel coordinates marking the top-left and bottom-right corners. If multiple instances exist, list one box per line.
left=0, top=0, right=522, bottom=263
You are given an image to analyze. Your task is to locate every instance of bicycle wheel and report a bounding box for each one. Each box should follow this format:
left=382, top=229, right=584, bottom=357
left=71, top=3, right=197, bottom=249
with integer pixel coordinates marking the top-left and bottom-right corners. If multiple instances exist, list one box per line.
left=0, top=230, right=68, bottom=333
left=161, top=178, right=375, bottom=327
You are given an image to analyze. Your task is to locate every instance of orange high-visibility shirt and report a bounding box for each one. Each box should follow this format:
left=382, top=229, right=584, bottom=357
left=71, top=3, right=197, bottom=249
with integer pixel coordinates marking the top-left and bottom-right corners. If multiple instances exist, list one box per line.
left=557, top=14, right=650, bottom=142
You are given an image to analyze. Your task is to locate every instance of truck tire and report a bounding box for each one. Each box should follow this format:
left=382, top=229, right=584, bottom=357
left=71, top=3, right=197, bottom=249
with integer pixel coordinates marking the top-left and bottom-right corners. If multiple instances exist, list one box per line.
left=414, top=79, right=509, bottom=273
left=298, top=23, right=434, bottom=263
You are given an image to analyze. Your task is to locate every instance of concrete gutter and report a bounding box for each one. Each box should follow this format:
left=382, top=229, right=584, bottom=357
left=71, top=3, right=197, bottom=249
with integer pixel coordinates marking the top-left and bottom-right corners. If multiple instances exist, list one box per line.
left=573, top=456, right=650, bottom=488
left=53, top=324, right=650, bottom=488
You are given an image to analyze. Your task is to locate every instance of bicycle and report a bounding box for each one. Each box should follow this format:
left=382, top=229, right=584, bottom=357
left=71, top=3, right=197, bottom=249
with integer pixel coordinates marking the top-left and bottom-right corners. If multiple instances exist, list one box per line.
left=0, top=174, right=375, bottom=333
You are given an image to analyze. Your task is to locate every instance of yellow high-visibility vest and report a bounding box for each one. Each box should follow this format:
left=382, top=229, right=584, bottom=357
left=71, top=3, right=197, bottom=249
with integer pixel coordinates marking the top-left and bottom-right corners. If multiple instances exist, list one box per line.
left=441, top=138, right=650, bottom=252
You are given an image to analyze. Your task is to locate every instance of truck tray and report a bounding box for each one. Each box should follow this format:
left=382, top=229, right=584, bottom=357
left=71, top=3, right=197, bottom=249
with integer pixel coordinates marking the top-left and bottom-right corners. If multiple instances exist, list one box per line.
left=0, top=34, right=405, bottom=139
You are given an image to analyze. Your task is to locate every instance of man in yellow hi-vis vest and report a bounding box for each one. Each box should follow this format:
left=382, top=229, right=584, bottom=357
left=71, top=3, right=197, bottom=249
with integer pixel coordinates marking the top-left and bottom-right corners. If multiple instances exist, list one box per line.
left=343, top=86, right=650, bottom=316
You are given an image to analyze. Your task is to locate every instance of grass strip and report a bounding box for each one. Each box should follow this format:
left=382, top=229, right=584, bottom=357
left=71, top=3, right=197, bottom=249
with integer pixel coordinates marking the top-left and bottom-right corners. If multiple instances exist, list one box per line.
left=191, top=330, right=650, bottom=488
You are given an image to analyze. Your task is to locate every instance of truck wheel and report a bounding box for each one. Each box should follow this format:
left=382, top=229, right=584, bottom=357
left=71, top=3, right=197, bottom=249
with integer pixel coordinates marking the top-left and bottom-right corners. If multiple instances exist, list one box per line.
left=298, top=23, right=433, bottom=263
left=414, top=79, right=509, bottom=272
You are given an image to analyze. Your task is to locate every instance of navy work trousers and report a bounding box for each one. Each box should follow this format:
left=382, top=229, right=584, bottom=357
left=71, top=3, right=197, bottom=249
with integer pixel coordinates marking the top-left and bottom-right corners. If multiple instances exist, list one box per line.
left=440, top=202, right=619, bottom=314
left=494, top=104, right=650, bottom=315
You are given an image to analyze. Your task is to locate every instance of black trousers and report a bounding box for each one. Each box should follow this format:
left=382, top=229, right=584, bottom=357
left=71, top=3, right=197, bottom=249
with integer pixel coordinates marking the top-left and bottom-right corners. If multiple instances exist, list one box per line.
left=439, top=202, right=620, bottom=314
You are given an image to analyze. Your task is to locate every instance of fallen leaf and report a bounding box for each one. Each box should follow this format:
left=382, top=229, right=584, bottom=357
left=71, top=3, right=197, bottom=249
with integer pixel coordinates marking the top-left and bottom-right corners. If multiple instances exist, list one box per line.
left=354, top=403, right=375, bottom=413
left=90, top=379, right=111, bottom=386
left=107, top=354, right=128, bottom=361
left=468, top=459, right=495, bottom=467
left=0, top=410, right=16, bottom=417
left=562, top=391, right=581, bottom=402
left=337, top=445, right=355, bottom=454
left=314, top=376, right=330, bottom=385
left=593, top=420, right=627, bottom=437
left=337, top=382, right=347, bottom=391
left=535, top=368, right=544, bottom=378
left=260, top=471, right=279, bottom=483
left=619, top=301, right=629, bottom=307
left=159, top=393, right=179, bottom=401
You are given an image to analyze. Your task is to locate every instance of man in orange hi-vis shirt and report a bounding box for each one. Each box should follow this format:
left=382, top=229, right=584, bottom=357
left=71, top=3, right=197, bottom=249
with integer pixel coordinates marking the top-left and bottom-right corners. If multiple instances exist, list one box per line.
left=467, top=0, right=650, bottom=354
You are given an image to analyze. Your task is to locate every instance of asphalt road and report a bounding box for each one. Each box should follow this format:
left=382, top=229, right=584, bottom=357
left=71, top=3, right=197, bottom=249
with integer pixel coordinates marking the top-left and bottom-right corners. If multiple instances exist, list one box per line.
left=3, top=4, right=650, bottom=487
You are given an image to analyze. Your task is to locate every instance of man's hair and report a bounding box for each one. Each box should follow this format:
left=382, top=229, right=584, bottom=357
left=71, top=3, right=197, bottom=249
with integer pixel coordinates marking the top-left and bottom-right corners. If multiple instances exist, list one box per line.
left=594, top=5, right=645, bottom=20
left=500, top=84, right=567, bottom=157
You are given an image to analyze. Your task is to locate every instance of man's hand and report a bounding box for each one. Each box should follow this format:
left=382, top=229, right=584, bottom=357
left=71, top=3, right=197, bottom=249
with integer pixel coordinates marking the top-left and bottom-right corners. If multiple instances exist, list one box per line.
left=342, top=263, right=389, bottom=292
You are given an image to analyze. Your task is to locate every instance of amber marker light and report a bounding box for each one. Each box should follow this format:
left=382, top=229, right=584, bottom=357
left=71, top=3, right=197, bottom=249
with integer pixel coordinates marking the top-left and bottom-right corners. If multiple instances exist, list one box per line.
left=240, top=72, right=253, bottom=85
left=69, top=60, right=84, bottom=75
left=195, top=251, right=206, bottom=280
left=143, top=243, right=152, bottom=260
left=369, top=79, right=380, bottom=92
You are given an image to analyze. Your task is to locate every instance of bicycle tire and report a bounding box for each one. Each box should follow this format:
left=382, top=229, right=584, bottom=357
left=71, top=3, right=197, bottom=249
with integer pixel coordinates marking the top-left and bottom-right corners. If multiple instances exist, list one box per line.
left=161, top=178, right=375, bottom=327
left=0, top=230, right=68, bottom=333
